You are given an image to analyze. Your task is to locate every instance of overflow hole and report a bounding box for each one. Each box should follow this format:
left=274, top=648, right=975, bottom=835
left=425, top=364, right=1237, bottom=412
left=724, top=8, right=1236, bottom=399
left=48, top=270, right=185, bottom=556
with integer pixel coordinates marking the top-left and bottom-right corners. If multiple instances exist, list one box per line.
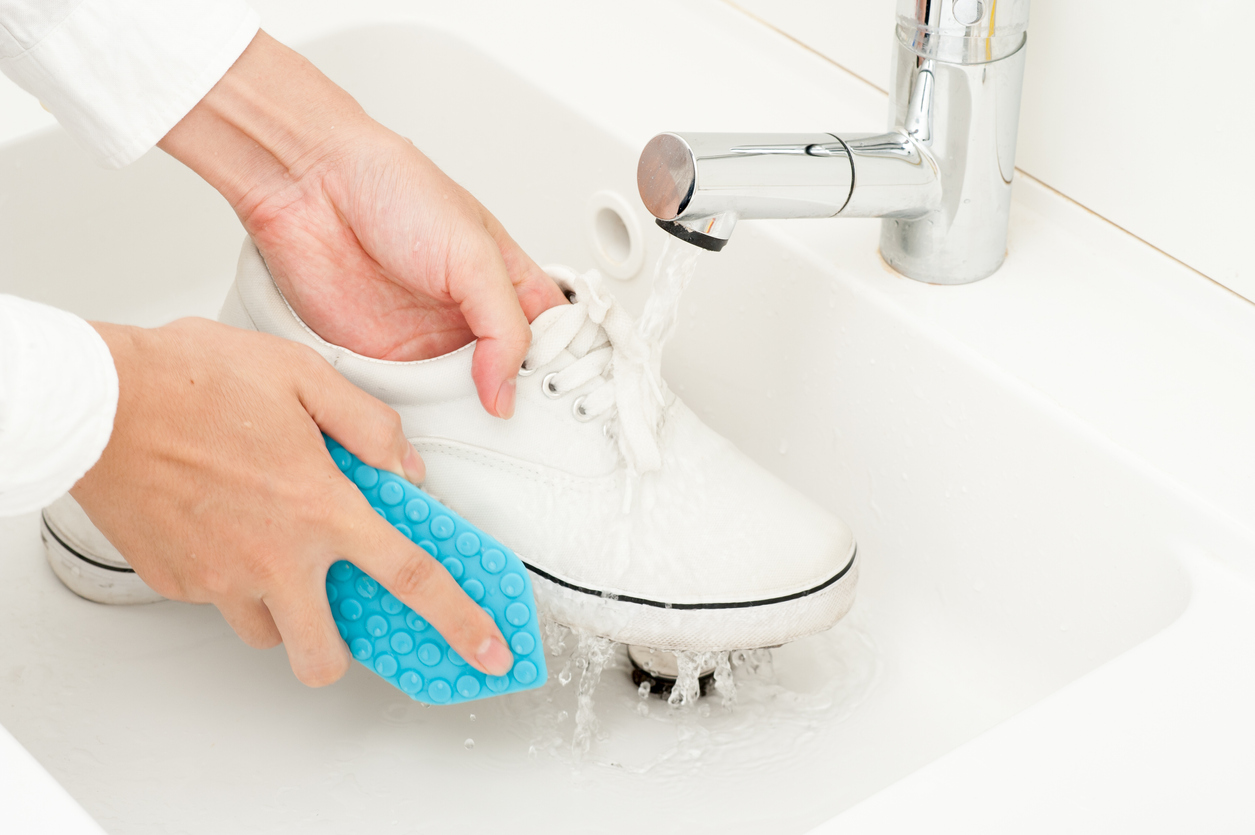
left=594, top=207, right=631, bottom=265
left=586, top=190, right=644, bottom=280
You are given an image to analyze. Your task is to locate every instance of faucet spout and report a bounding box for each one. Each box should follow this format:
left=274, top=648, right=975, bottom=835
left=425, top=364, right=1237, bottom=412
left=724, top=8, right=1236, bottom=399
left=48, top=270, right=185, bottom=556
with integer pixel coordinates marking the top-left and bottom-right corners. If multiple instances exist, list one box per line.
left=636, top=131, right=940, bottom=252
left=635, top=0, right=1031, bottom=283
left=655, top=214, right=738, bottom=252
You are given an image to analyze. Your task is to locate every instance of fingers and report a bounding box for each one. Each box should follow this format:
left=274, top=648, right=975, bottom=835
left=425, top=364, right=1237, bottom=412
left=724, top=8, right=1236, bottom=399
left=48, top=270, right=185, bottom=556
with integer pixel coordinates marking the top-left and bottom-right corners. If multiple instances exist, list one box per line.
left=343, top=519, right=514, bottom=677
left=218, top=597, right=283, bottom=649
left=263, top=581, right=352, bottom=687
left=292, top=347, right=425, bottom=484
left=448, top=237, right=533, bottom=419
left=480, top=211, right=568, bottom=322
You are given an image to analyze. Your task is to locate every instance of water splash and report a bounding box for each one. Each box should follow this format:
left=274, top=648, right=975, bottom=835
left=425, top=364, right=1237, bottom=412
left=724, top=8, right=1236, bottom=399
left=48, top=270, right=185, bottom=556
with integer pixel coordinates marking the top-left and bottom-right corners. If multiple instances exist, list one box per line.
left=713, top=652, right=736, bottom=709
left=571, top=630, right=616, bottom=755
left=667, top=651, right=716, bottom=708
left=503, top=611, right=880, bottom=776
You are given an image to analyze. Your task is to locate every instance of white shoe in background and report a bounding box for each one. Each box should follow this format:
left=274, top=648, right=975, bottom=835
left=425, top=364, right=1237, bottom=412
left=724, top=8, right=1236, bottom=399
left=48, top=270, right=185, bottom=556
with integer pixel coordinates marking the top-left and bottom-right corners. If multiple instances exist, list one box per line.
left=41, top=493, right=165, bottom=605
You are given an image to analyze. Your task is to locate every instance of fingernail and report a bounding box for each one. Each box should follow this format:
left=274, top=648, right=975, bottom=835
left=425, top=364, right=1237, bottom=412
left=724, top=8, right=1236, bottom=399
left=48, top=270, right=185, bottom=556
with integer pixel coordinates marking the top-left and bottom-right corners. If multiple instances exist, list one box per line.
left=402, top=446, right=425, bottom=484
left=495, top=378, right=516, bottom=419
left=476, top=636, right=514, bottom=676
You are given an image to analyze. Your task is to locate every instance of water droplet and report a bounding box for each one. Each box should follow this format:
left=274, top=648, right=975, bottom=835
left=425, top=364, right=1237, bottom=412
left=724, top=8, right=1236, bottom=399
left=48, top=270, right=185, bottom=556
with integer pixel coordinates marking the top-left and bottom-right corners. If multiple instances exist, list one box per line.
left=638, top=680, right=652, bottom=700
left=463, top=738, right=474, bottom=750
left=558, top=667, right=573, bottom=686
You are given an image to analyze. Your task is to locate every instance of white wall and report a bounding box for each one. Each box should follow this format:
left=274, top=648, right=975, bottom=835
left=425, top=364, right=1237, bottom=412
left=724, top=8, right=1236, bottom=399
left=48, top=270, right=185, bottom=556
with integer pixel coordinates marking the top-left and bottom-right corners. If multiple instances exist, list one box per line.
left=729, top=0, right=1254, bottom=303
left=4, top=0, right=1248, bottom=301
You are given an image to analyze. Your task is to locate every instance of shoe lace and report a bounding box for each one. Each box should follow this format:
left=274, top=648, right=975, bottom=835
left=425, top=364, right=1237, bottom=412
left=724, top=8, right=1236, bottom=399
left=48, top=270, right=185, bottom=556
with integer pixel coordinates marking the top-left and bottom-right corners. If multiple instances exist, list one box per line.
left=524, top=267, right=666, bottom=475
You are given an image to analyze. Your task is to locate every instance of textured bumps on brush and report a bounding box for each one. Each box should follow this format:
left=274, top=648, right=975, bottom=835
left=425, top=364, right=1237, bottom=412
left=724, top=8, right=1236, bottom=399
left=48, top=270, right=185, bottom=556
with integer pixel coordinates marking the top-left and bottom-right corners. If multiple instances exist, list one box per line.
left=324, top=436, right=547, bottom=705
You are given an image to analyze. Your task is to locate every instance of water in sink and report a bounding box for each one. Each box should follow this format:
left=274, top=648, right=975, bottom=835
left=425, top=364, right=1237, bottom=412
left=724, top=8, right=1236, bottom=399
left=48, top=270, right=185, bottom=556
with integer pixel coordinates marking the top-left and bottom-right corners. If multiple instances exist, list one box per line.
left=499, top=615, right=881, bottom=777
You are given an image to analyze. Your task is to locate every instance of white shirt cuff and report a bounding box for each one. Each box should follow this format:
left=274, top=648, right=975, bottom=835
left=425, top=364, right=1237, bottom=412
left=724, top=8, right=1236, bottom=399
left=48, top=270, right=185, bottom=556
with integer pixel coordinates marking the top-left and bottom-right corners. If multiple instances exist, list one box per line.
left=0, top=296, right=118, bottom=516
left=0, top=0, right=259, bottom=168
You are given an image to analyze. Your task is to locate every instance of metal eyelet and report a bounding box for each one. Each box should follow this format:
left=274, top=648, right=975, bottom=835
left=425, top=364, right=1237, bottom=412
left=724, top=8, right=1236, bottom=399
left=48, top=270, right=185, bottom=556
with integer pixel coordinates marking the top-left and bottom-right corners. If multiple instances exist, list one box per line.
left=518, top=360, right=537, bottom=377
left=542, top=372, right=562, bottom=399
left=572, top=396, right=594, bottom=422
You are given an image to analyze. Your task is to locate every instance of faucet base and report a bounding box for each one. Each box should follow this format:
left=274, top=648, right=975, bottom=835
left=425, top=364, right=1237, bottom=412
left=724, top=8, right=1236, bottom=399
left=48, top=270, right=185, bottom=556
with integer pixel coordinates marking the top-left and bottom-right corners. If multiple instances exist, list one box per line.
left=878, top=37, right=1027, bottom=285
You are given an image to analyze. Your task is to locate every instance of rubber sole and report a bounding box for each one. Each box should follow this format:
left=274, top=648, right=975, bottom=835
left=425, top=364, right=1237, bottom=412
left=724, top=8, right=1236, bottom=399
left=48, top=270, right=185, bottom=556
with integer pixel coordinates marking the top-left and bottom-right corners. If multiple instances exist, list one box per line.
left=40, top=511, right=165, bottom=605
left=40, top=502, right=858, bottom=649
left=526, top=542, right=858, bottom=652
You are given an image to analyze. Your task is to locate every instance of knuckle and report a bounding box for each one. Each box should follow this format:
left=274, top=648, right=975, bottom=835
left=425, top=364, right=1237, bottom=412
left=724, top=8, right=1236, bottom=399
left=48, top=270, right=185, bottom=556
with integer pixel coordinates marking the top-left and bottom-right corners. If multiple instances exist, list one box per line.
left=240, top=632, right=267, bottom=650
left=288, top=341, right=328, bottom=374
left=196, top=566, right=233, bottom=598
left=362, top=406, right=405, bottom=453
left=388, top=554, right=438, bottom=600
left=141, top=570, right=184, bottom=601
left=238, top=624, right=280, bottom=650
left=373, top=407, right=404, bottom=440
left=247, top=550, right=284, bottom=588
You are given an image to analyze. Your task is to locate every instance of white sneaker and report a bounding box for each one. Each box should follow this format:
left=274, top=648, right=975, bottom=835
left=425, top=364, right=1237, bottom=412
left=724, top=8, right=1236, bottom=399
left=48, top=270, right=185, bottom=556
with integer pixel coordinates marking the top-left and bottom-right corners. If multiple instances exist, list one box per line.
left=224, top=239, right=857, bottom=651
left=41, top=493, right=165, bottom=604
left=43, top=238, right=858, bottom=651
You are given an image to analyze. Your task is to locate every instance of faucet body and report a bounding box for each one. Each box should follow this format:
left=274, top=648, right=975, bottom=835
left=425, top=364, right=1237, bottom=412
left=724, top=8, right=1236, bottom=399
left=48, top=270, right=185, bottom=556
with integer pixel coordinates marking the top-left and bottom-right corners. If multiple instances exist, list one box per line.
left=637, top=0, right=1030, bottom=285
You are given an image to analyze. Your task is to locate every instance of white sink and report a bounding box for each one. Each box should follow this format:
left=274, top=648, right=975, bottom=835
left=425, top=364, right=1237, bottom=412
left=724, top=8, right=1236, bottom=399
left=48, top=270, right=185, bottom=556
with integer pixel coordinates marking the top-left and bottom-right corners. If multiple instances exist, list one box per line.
left=2, top=3, right=1253, bottom=832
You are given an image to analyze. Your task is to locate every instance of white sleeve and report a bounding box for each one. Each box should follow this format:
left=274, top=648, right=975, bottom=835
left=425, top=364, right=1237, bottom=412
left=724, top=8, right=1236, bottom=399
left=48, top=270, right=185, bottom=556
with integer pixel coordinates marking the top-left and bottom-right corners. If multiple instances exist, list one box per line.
left=0, top=0, right=259, bottom=168
left=0, top=296, right=118, bottom=516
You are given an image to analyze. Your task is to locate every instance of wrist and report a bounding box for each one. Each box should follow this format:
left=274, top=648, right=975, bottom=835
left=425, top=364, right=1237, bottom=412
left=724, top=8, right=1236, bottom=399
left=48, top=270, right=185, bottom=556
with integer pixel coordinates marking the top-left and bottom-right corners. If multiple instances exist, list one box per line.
left=87, top=322, right=143, bottom=416
left=158, top=30, right=373, bottom=218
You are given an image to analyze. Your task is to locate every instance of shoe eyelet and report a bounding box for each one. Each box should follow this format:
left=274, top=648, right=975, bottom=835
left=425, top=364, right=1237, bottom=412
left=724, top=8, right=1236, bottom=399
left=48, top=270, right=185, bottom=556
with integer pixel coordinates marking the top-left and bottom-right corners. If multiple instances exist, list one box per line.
left=518, top=360, right=536, bottom=377
left=542, top=372, right=562, bottom=399
left=572, top=396, right=594, bottom=422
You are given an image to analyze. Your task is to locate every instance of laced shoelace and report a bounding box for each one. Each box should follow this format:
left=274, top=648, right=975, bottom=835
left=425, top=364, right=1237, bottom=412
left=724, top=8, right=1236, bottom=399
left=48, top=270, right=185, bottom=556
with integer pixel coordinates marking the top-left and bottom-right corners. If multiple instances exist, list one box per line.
left=523, top=268, right=666, bottom=476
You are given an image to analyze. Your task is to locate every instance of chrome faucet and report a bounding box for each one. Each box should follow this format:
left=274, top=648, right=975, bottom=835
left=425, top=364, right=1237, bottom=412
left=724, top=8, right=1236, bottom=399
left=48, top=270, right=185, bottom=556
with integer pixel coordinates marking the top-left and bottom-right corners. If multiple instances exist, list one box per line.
left=636, top=0, right=1030, bottom=285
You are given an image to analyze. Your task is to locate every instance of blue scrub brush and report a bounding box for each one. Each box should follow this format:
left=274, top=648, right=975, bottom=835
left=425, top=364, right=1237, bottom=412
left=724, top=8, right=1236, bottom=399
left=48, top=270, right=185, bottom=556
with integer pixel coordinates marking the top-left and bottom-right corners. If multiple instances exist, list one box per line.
left=323, top=435, right=547, bottom=704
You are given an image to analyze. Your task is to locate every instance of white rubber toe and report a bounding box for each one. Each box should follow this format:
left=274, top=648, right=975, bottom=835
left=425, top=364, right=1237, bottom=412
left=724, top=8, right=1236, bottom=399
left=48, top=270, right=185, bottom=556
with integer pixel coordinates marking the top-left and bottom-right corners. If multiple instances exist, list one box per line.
left=531, top=541, right=858, bottom=652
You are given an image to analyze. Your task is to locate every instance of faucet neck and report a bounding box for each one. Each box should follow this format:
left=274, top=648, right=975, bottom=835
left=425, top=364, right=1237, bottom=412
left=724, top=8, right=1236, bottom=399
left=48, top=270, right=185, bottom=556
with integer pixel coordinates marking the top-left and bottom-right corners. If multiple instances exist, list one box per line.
left=897, top=0, right=1029, bottom=65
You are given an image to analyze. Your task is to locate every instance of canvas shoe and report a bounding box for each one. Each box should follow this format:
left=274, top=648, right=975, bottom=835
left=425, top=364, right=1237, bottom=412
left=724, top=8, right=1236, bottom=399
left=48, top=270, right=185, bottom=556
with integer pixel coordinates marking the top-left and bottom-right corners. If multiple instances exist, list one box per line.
left=43, top=238, right=858, bottom=651
left=42, top=492, right=165, bottom=604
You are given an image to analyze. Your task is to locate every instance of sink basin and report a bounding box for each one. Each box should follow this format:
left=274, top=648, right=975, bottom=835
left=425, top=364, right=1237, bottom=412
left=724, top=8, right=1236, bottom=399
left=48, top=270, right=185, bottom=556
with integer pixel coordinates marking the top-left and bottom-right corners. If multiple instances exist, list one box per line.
left=2, top=6, right=1252, bottom=833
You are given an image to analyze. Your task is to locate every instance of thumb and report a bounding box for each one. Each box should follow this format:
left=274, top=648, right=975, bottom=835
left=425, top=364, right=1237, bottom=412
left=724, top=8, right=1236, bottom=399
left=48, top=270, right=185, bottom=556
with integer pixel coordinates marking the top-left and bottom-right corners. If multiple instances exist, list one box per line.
left=291, top=346, right=425, bottom=484
left=450, top=235, right=532, bottom=420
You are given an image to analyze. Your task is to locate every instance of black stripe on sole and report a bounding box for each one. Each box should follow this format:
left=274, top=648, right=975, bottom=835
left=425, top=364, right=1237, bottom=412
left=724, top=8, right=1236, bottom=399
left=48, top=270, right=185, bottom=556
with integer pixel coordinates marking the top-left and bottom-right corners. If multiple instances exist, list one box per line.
left=41, top=514, right=136, bottom=574
left=520, top=544, right=856, bottom=611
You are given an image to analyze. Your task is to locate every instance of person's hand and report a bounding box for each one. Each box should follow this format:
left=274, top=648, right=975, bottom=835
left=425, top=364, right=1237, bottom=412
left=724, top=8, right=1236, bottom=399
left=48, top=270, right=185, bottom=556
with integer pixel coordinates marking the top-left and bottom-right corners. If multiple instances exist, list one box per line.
left=158, top=31, right=566, bottom=419
left=72, top=318, right=515, bottom=686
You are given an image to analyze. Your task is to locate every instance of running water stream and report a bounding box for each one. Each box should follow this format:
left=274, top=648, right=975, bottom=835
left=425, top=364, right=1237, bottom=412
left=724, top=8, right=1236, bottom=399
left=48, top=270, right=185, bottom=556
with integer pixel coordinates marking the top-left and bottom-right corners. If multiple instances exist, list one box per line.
left=635, top=235, right=701, bottom=364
